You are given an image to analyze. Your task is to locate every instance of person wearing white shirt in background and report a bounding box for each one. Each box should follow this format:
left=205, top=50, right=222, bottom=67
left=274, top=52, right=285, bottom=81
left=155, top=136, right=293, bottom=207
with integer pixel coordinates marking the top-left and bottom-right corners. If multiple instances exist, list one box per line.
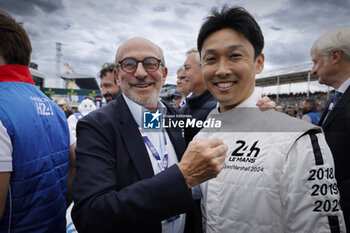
left=67, top=98, right=96, bottom=137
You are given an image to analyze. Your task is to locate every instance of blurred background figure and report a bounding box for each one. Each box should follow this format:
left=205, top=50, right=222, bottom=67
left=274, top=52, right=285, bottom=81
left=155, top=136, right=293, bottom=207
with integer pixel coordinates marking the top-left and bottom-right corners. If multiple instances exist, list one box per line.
left=58, top=99, right=73, bottom=118
left=99, top=63, right=120, bottom=103
left=286, top=106, right=297, bottom=117
left=275, top=105, right=283, bottom=112
left=301, top=98, right=321, bottom=125
left=172, top=91, right=183, bottom=110
left=176, top=65, right=191, bottom=109
left=67, top=98, right=96, bottom=137
left=180, top=49, right=217, bottom=122
left=311, top=27, right=350, bottom=231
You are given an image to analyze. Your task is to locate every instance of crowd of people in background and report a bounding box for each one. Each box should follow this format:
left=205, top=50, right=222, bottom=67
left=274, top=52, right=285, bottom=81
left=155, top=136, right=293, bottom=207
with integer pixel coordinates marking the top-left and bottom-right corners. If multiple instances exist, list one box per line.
left=268, top=91, right=329, bottom=114
left=56, top=88, right=331, bottom=125
left=267, top=91, right=328, bottom=125
left=167, top=90, right=329, bottom=122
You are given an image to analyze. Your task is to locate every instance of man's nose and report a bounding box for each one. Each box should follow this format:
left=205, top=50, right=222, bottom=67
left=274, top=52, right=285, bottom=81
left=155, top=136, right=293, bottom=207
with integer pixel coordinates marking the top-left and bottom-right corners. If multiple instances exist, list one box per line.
left=135, top=62, right=147, bottom=78
left=311, top=65, right=317, bottom=75
left=101, top=88, right=107, bottom=96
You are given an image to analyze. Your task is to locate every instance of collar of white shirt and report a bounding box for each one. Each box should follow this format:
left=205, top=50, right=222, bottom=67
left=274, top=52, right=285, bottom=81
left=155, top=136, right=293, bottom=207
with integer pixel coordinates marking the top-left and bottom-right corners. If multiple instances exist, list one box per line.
left=336, top=77, right=350, bottom=94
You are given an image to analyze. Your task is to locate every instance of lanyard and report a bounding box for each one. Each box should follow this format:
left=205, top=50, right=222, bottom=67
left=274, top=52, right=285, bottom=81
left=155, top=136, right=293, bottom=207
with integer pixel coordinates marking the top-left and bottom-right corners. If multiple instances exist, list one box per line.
left=138, top=127, right=169, bottom=171
left=138, top=127, right=180, bottom=223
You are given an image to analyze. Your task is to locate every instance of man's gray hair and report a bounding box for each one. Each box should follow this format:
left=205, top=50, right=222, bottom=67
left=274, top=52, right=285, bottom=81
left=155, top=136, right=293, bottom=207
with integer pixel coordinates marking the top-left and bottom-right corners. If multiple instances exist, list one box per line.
left=176, top=65, right=184, bottom=75
left=311, top=27, right=350, bottom=59
left=186, top=48, right=201, bottom=65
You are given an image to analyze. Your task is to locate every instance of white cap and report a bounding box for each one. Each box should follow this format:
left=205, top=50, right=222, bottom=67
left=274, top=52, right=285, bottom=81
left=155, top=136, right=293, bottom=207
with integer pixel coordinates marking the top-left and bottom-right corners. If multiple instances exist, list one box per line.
left=57, top=99, right=66, bottom=105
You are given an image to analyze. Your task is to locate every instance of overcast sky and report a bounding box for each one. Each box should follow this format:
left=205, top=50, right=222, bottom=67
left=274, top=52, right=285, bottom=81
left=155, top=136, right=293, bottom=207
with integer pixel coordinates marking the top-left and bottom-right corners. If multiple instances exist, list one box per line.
left=1, top=0, right=349, bottom=92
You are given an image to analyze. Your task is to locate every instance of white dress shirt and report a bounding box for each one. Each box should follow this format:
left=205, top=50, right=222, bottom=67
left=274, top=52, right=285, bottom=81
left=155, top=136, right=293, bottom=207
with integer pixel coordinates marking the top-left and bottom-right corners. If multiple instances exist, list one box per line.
left=123, top=93, right=186, bottom=233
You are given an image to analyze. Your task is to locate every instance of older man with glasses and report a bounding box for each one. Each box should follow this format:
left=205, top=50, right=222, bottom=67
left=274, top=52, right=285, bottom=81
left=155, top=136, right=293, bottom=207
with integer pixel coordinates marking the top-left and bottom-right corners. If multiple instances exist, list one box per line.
left=71, top=37, right=228, bottom=233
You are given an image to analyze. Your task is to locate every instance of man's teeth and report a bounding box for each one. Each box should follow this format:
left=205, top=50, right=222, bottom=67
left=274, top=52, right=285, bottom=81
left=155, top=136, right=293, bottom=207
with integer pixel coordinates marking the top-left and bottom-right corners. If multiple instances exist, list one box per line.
left=135, top=83, right=150, bottom=87
left=217, top=82, right=234, bottom=88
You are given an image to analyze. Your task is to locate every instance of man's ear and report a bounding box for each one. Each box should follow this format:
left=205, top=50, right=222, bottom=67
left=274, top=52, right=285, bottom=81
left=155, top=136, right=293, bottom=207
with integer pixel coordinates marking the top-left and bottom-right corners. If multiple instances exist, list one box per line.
left=255, top=53, right=265, bottom=74
left=161, top=67, right=168, bottom=85
left=330, top=49, right=342, bottom=64
left=114, top=68, right=120, bottom=85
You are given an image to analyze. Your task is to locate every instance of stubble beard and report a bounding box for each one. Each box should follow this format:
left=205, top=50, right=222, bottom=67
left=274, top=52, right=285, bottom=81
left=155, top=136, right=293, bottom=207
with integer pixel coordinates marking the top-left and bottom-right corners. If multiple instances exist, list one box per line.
left=122, top=86, right=160, bottom=109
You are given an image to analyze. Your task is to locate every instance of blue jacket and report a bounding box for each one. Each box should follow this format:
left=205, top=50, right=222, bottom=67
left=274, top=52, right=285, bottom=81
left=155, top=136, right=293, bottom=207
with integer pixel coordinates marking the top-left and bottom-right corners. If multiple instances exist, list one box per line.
left=303, top=110, right=321, bottom=125
left=0, top=65, right=70, bottom=233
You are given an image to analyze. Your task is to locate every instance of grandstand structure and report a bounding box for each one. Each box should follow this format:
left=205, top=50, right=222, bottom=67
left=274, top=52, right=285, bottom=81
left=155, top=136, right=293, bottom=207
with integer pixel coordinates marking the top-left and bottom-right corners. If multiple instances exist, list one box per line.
left=28, top=61, right=101, bottom=108
left=29, top=62, right=45, bottom=88
left=29, top=67, right=45, bottom=88
left=59, top=73, right=99, bottom=90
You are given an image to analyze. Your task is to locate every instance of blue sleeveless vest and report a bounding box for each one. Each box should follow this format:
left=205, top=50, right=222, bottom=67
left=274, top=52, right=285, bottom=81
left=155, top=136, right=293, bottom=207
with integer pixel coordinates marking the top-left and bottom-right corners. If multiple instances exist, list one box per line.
left=304, top=111, right=321, bottom=125
left=0, top=65, right=70, bottom=233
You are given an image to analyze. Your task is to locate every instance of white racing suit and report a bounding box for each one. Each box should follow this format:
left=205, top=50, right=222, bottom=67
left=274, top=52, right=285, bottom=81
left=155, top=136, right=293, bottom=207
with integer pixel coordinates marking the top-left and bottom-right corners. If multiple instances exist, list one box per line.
left=196, top=91, right=346, bottom=233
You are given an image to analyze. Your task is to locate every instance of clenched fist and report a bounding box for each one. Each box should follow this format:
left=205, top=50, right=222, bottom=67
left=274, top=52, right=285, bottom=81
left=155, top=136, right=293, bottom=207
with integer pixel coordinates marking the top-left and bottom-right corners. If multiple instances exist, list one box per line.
left=178, top=137, right=228, bottom=188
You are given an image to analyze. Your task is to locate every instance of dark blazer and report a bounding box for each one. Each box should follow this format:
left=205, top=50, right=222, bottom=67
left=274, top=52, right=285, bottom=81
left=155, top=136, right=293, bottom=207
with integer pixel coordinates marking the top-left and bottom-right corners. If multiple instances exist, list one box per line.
left=319, top=86, right=350, bottom=231
left=72, top=95, right=195, bottom=233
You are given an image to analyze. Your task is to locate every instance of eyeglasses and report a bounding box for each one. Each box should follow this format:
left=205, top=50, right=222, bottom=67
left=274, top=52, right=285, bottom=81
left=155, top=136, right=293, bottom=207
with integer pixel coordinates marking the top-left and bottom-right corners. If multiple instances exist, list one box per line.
left=118, top=57, right=163, bottom=73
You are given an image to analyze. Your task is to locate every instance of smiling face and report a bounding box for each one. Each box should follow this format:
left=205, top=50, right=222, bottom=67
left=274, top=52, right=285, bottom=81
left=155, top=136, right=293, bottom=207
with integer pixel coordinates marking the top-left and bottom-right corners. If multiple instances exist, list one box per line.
left=201, top=28, right=264, bottom=112
left=176, top=69, right=190, bottom=96
left=100, top=71, right=120, bottom=103
left=183, top=52, right=206, bottom=96
left=115, top=38, right=167, bottom=109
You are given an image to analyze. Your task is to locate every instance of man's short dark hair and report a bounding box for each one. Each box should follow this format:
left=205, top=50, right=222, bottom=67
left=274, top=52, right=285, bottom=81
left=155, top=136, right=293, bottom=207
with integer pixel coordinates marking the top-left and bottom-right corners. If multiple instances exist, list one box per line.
left=0, top=10, right=32, bottom=66
left=99, top=63, right=115, bottom=79
left=197, top=6, right=264, bottom=59
left=305, top=98, right=317, bottom=110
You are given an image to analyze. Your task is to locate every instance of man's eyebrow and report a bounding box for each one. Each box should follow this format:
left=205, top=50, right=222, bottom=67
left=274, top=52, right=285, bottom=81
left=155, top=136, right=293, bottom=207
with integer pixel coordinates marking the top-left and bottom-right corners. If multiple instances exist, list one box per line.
left=202, top=48, right=215, bottom=54
left=203, top=45, right=247, bottom=55
left=227, top=44, right=247, bottom=52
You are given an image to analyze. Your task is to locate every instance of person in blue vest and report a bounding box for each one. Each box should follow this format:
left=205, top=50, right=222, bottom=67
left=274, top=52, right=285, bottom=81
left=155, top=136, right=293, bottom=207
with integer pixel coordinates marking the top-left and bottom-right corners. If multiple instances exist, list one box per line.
left=301, top=98, right=321, bottom=125
left=0, top=10, right=76, bottom=233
